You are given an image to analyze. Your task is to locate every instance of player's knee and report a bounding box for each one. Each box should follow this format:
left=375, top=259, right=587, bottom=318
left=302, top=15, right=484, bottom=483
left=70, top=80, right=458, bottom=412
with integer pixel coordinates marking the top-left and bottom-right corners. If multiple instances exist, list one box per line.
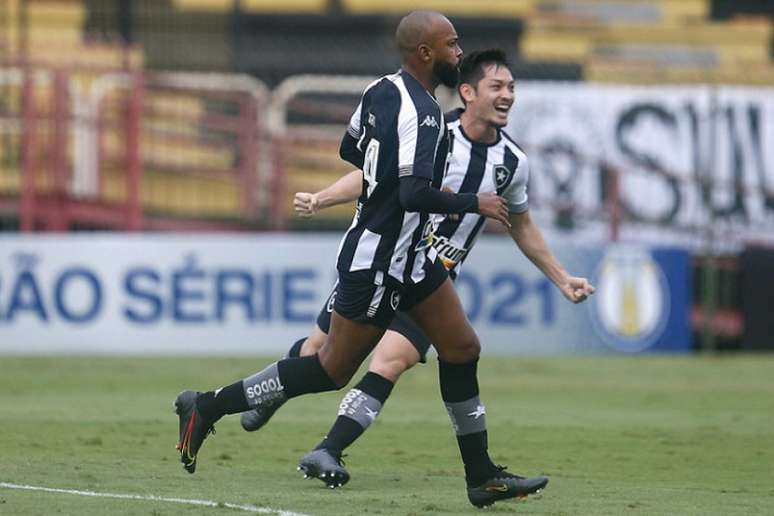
left=317, top=351, right=356, bottom=388
left=300, top=338, right=323, bottom=357
left=369, top=354, right=417, bottom=382
left=329, top=373, right=351, bottom=389
left=320, top=364, right=354, bottom=389
left=440, top=334, right=480, bottom=363
left=300, top=330, right=326, bottom=357
left=459, top=335, right=481, bottom=361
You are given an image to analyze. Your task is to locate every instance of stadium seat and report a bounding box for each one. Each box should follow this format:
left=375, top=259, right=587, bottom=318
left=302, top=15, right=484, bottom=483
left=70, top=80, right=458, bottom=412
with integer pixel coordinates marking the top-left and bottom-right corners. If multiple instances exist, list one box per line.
left=174, top=0, right=327, bottom=13
left=587, top=60, right=774, bottom=85
left=342, top=0, right=537, bottom=17
left=172, top=0, right=231, bottom=12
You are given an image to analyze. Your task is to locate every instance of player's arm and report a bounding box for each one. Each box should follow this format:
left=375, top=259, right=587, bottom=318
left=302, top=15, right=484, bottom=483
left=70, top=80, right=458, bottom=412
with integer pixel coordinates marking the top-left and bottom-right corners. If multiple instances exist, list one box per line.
left=294, top=169, right=363, bottom=217
left=396, top=107, right=509, bottom=226
left=507, top=210, right=595, bottom=304
left=339, top=101, right=365, bottom=169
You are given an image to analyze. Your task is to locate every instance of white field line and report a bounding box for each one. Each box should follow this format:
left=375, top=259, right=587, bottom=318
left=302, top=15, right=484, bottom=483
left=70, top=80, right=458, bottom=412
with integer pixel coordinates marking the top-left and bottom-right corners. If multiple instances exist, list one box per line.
left=0, top=482, right=312, bottom=516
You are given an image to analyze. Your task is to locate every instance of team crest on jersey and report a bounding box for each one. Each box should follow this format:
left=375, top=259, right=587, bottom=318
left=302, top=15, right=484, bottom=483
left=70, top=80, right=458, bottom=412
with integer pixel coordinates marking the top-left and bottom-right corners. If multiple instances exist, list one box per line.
left=367, top=112, right=376, bottom=127
left=493, top=164, right=515, bottom=194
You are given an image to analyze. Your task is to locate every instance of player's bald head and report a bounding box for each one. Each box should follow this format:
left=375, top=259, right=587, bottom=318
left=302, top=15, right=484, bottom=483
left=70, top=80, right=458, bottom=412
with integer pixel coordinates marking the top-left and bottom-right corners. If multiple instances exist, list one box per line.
left=395, top=11, right=453, bottom=59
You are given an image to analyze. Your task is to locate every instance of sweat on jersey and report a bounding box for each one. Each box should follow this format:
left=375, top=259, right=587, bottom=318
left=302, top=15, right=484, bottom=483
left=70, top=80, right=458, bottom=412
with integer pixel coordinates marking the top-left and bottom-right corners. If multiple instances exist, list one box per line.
left=336, top=69, right=448, bottom=285
left=430, top=108, right=530, bottom=279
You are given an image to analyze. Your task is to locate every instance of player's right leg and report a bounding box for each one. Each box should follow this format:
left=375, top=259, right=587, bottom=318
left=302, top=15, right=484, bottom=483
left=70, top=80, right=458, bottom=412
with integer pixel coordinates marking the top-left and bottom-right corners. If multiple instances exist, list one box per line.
left=408, top=267, right=548, bottom=507
left=174, top=270, right=391, bottom=474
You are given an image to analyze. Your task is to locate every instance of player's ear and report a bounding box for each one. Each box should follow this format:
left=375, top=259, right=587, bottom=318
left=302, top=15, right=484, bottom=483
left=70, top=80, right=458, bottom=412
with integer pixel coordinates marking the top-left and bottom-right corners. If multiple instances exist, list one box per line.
left=417, top=43, right=432, bottom=62
left=459, top=83, right=476, bottom=103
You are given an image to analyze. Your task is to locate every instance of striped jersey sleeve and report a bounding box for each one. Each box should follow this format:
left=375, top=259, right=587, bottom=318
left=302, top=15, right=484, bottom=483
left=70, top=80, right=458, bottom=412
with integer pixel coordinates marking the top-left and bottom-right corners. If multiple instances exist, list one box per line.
left=502, top=142, right=529, bottom=213
left=397, top=88, right=443, bottom=180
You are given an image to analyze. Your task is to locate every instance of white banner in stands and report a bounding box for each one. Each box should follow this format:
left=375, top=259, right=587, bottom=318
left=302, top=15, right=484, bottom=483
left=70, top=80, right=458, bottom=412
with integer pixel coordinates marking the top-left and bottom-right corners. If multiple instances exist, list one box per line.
left=507, top=83, right=774, bottom=248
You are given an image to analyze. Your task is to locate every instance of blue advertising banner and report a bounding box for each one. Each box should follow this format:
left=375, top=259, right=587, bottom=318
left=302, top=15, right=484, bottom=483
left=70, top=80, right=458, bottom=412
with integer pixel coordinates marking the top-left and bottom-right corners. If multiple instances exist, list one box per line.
left=459, top=238, right=692, bottom=354
left=0, top=234, right=691, bottom=354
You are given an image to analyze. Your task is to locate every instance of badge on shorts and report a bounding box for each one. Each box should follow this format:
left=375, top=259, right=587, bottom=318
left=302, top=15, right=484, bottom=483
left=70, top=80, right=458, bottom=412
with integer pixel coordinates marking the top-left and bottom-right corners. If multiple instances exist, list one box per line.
left=326, top=291, right=337, bottom=313
left=390, top=290, right=401, bottom=311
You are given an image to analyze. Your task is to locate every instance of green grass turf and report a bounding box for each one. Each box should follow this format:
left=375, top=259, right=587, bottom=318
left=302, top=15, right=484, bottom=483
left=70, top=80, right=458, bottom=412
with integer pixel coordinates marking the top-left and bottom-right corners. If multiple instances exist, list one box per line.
left=1, top=355, right=773, bottom=515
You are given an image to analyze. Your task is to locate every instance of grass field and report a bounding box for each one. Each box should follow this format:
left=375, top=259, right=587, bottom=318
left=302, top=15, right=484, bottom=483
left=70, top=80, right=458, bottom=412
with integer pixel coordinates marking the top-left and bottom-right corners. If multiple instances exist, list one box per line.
left=1, top=355, right=773, bottom=515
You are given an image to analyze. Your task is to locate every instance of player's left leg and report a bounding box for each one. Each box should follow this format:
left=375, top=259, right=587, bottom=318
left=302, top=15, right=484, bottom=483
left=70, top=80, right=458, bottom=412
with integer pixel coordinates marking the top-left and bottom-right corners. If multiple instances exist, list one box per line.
left=175, top=269, right=394, bottom=474
left=240, top=283, right=335, bottom=433
left=298, top=329, right=422, bottom=486
left=240, top=325, right=328, bottom=432
left=297, top=305, right=431, bottom=486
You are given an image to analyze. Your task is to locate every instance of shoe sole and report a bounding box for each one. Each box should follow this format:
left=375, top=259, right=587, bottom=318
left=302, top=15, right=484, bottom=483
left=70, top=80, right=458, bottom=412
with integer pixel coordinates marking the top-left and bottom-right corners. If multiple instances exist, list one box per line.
left=469, top=477, right=548, bottom=508
left=297, top=461, right=350, bottom=489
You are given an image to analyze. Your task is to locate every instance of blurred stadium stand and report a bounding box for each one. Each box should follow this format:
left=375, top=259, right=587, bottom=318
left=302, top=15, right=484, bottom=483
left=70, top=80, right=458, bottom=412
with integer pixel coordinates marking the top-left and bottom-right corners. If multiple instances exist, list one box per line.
left=1, top=0, right=772, bottom=229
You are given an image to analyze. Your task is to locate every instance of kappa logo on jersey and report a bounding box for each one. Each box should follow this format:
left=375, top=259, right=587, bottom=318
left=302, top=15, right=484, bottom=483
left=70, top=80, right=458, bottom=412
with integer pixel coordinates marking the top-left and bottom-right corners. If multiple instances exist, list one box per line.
left=419, top=115, right=439, bottom=128
left=390, top=290, right=401, bottom=311
left=493, top=164, right=515, bottom=194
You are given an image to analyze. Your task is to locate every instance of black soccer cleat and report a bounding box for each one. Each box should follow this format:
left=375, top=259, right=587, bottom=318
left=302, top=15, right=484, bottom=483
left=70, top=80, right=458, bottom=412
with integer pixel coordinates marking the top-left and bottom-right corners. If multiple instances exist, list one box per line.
left=467, top=466, right=548, bottom=508
left=240, top=397, right=287, bottom=432
left=174, top=390, right=215, bottom=474
left=297, top=448, right=350, bottom=489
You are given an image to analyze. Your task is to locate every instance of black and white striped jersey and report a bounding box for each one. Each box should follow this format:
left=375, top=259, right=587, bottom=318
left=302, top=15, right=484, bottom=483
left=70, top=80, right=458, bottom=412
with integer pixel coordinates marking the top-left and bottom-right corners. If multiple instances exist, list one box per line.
left=336, top=69, right=447, bottom=285
left=431, top=109, right=530, bottom=278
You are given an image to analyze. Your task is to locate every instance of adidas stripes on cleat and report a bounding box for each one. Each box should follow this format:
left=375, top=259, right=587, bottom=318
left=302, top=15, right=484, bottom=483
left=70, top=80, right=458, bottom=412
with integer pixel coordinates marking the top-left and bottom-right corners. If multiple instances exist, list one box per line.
left=174, top=390, right=215, bottom=474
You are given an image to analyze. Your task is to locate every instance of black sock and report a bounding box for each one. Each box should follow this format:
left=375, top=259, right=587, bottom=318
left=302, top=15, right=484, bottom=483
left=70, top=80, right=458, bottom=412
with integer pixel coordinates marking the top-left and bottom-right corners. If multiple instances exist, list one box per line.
left=285, top=338, right=306, bottom=358
left=438, top=358, right=497, bottom=487
left=317, top=372, right=394, bottom=453
left=278, top=354, right=338, bottom=399
left=195, top=353, right=336, bottom=423
left=196, top=381, right=248, bottom=422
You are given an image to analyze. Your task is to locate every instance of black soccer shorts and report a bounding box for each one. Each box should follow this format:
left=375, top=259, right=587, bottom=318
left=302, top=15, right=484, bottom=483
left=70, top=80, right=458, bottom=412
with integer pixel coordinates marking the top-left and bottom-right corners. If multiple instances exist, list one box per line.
left=317, top=258, right=449, bottom=362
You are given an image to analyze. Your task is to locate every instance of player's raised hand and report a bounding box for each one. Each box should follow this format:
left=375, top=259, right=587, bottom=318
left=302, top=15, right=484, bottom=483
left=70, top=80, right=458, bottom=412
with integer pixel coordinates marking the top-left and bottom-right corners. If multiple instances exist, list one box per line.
left=476, top=192, right=511, bottom=228
left=294, top=192, right=320, bottom=217
left=559, top=276, right=595, bottom=304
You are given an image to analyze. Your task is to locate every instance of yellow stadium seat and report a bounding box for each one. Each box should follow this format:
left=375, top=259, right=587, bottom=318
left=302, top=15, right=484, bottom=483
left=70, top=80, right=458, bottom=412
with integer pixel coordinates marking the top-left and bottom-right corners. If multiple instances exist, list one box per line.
left=342, top=0, right=537, bottom=17
left=172, top=0, right=231, bottom=12
left=27, top=1, right=85, bottom=29
left=242, top=0, right=327, bottom=13
left=520, top=31, right=594, bottom=60
left=600, top=22, right=772, bottom=47
left=587, top=60, right=774, bottom=85
left=658, top=0, right=708, bottom=23
left=175, top=0, right=327, bottom=13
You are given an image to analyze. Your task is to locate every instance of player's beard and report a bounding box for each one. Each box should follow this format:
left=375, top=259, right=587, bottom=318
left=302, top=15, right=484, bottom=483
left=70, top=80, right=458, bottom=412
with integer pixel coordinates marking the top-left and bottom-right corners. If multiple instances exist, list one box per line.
left=433, top=59, right=460, bottom=88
